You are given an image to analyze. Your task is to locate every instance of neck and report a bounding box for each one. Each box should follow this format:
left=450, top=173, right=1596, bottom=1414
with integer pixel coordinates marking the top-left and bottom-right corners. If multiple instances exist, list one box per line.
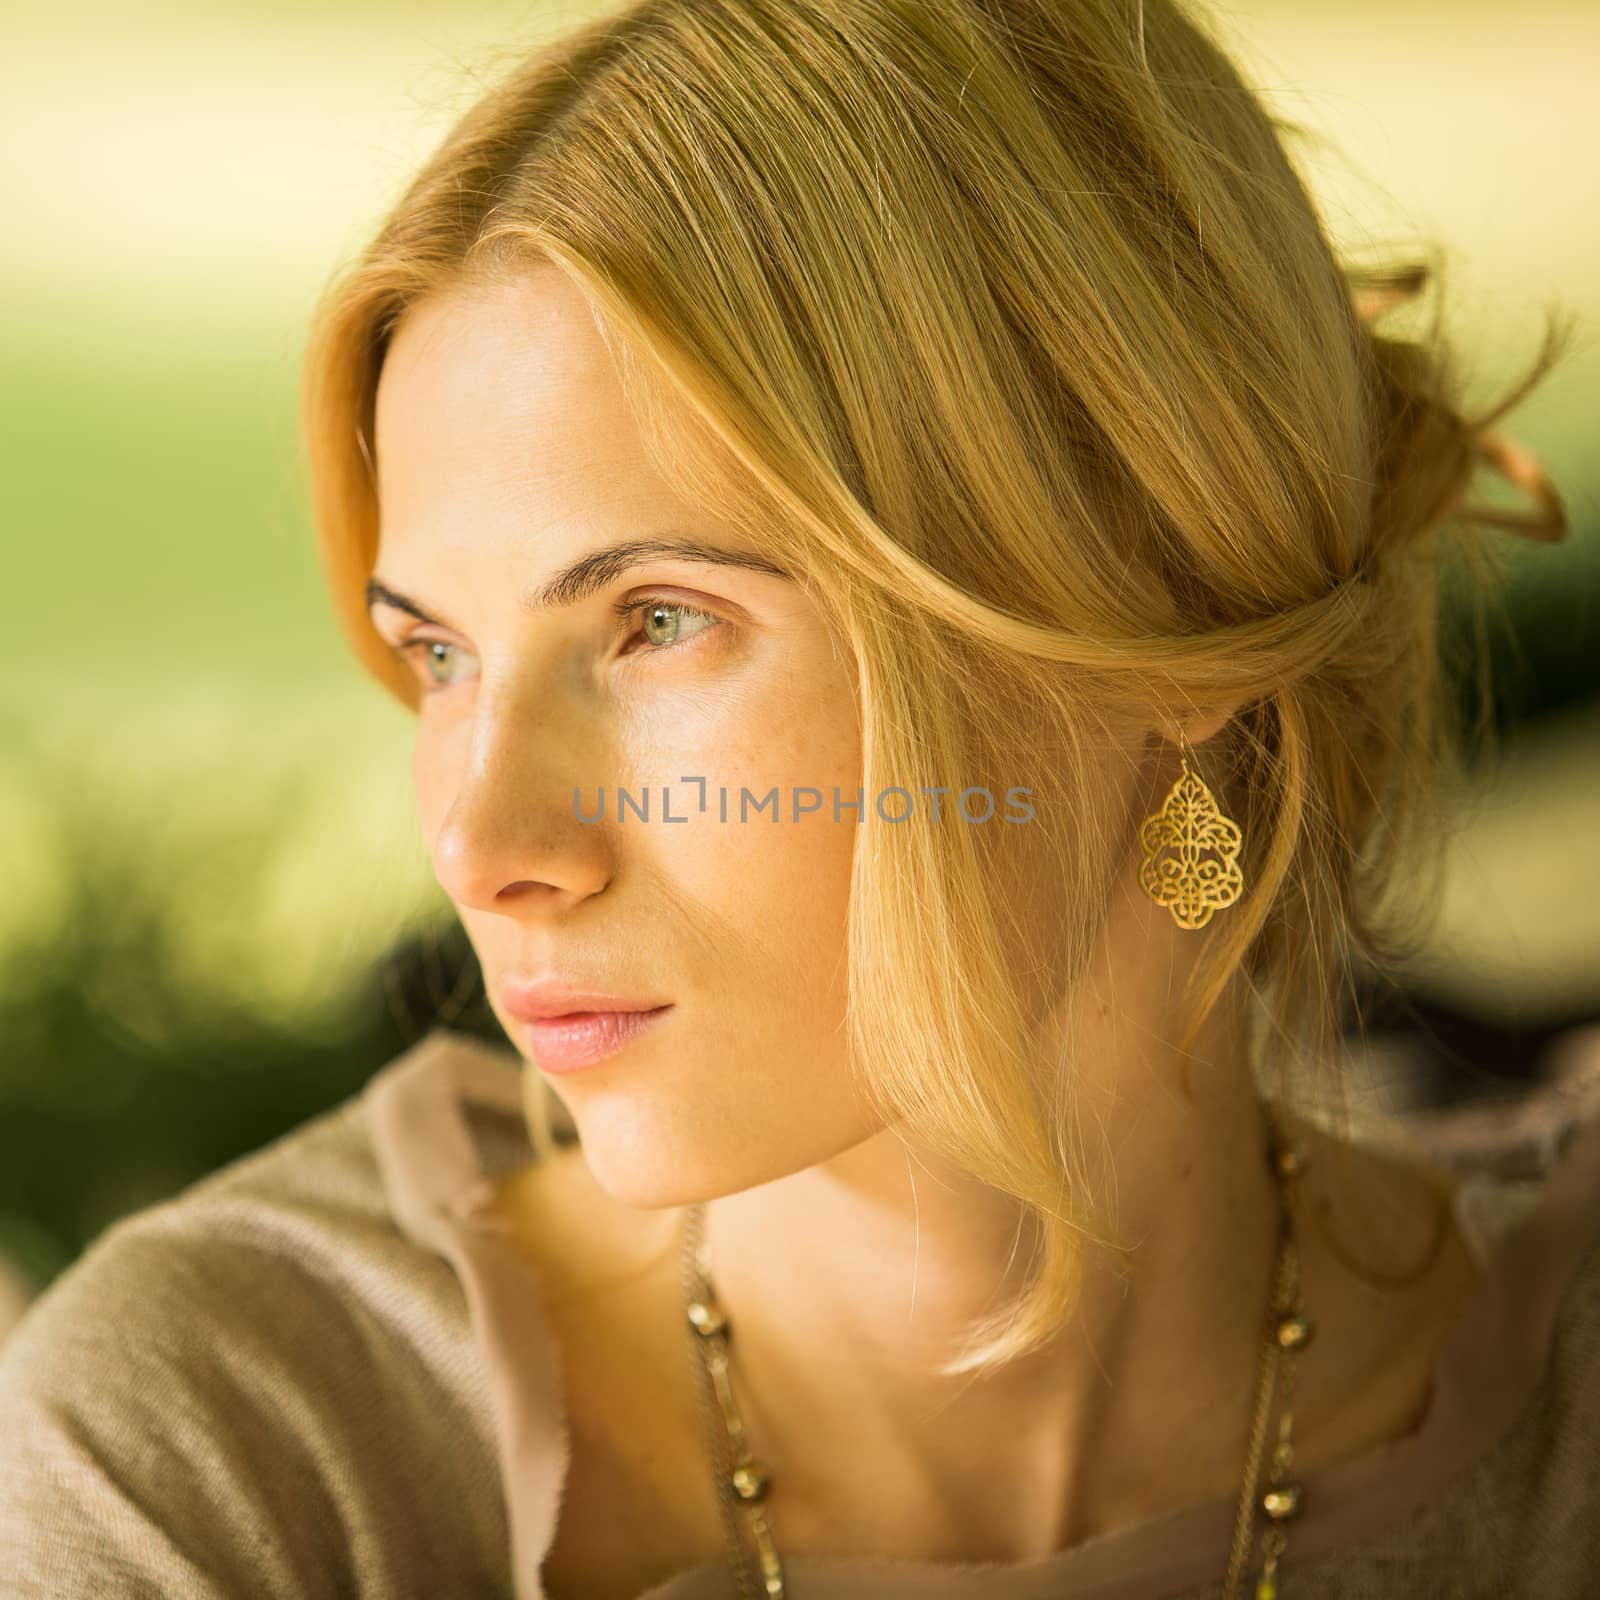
left=687, top=894, right=1469, bottom=1561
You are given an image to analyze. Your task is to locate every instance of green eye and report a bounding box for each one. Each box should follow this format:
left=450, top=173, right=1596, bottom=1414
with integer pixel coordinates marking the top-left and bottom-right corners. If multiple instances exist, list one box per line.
left=400, top=638, right=478, bottom=689
left=394, top=595, right=721, bottom=695
left=619, top=596, right=721, bottom=653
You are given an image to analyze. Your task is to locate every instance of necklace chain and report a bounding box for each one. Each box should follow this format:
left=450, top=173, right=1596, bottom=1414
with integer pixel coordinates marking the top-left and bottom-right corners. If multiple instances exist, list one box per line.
left=679, top=1099, right=1310, bottom=1600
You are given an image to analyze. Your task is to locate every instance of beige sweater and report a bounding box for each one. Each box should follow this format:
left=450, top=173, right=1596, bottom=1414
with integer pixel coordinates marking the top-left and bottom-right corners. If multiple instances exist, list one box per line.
left=3, top=1025, right=1599, bottom=1598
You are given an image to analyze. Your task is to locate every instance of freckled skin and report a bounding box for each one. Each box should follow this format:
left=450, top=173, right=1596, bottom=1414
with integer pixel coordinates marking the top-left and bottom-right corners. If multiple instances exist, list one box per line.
left=372, top=267, right=875, bottom=1207
left=370, top=265, right=1479, bottom=1565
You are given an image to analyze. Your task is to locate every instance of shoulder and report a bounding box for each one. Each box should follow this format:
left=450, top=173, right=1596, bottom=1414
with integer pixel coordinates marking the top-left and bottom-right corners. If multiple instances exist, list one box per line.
left=1430, top=1102, right=1600, bottom=1513
left=1398, top=1206, right=1600, bottom=1590
left=1397, top=1111, right=1600, bottom=1581
left=0, top=1040, right=511, bottom=1599
left=1507, top=1137, right=1600, bottom=1505
left=1280, top=1110, right=1600, bottom=1594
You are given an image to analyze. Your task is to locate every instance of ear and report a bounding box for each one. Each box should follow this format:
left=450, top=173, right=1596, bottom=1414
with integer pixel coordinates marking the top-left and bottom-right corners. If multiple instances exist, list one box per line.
left=1153, top=701, right=1243, bottom=750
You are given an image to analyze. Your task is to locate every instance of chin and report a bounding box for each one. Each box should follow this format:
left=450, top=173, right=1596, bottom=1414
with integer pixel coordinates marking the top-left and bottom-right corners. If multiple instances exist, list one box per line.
left=536, top=1082, right=740, bottom=1205
left=566, top=1112, right=756, bottom=1211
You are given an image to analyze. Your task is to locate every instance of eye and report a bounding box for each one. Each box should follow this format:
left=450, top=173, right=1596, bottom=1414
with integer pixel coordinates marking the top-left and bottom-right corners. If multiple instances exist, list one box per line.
left=396, top=637, right=479, bottom=692
left=615, top=595, right=722, bottom=656
left=390, top=596, right=720, bottom=694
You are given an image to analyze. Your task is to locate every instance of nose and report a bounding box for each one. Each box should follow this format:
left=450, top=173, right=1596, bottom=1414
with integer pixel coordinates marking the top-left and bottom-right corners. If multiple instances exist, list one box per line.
left=427, top=686, right=615, bottom=917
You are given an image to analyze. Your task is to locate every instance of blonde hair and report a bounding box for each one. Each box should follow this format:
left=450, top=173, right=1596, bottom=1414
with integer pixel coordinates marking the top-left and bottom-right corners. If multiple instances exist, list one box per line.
left=301, top=0, right=1572, bottom=1376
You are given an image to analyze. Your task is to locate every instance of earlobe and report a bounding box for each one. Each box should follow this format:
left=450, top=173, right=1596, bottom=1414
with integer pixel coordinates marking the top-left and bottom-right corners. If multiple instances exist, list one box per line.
left=1156, top=703, right=1241, bottom=750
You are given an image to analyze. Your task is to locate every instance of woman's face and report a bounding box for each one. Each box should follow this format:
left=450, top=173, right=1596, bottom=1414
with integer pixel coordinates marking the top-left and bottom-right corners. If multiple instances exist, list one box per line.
left=369, top=268, right=874, bottom=1206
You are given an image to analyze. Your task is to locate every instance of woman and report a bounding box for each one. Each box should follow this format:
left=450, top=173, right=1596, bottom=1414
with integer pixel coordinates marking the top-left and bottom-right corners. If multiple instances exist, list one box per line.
left=1, top=0, right=1589, bottom=1596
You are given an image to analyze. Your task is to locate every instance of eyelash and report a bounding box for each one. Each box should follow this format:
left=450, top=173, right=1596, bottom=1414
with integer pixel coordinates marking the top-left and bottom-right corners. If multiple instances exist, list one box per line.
left=612, top=594, right=721, bottom=648
left=394, top=595, right=722, bottom=691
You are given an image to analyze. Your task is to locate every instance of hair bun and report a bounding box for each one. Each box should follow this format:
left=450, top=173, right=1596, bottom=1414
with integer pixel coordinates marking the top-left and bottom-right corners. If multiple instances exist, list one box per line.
left=1351, top=263, right=1569, bottom=555
left=1459, top=426, right=1569, bottom=544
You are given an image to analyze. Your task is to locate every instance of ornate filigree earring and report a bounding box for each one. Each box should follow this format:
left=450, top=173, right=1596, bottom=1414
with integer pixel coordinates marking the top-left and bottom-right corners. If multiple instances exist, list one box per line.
left=1138, top=727, right=1244, bottom=930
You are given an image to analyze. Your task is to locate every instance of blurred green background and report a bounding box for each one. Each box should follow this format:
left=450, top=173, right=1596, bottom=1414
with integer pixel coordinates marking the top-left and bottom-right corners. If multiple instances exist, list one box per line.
left=2, top=0, right=1596, bottom=1315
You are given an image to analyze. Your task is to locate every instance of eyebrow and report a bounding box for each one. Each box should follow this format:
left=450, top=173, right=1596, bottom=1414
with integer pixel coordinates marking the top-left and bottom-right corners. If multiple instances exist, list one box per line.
left=364, top=535, right=793, bottom=629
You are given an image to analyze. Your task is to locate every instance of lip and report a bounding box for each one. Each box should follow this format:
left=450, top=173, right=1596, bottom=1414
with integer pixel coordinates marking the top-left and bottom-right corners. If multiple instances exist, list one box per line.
left=520, top=1005, right=673, bottom=1073
left=500, top=974, right=673, bottom=1074
left=501, top=976, right=670, bottom=1023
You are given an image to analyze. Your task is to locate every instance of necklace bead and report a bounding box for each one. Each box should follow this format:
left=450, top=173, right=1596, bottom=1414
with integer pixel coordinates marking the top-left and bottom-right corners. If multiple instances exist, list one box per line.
left=1262, top=1483, right=1303, bottom=1521
left=1276, top=1313, right=1313, bottom=1350
left=687, top=1297, right=728, bottom=1337
left=731, top=1462, right=772, bottom=1502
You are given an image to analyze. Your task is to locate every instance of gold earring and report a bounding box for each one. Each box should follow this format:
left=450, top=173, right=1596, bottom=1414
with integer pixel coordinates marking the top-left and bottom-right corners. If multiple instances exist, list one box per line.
left=1138, top=728, right=1244, bottom=930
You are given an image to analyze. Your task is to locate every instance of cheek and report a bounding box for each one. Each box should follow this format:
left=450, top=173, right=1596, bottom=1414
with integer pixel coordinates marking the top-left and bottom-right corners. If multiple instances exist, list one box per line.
left=411, top=726, right=453, bottom=838
left=656, top=788, right=857, bottom=988
left=624, top=645, right=861, bottom=1026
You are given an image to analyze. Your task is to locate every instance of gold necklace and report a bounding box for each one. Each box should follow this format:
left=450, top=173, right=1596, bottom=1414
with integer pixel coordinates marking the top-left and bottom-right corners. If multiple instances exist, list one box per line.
left=679, top=1098, right=1311, bottom=1600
